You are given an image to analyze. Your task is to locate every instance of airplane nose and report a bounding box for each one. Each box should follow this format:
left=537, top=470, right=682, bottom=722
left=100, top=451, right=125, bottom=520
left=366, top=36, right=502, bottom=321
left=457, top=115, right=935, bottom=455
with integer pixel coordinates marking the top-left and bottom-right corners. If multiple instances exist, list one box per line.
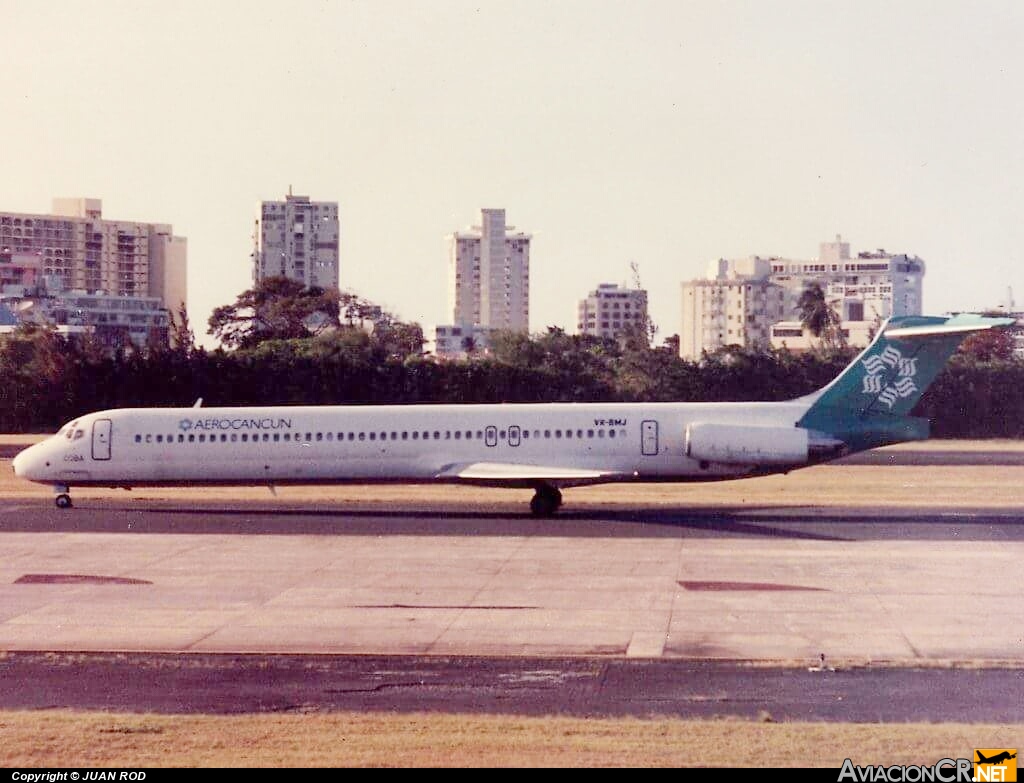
left=12, top=449, right=26, bottom=477
left=12, top=444, right=40, bottom=480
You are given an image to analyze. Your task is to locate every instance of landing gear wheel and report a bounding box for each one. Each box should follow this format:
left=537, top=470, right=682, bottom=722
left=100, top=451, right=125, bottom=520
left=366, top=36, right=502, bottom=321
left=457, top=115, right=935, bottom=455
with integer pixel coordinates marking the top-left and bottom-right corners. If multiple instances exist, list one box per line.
left=55, top=493, right=73, bottom=509
left=529, top=486, right=562, bottom=517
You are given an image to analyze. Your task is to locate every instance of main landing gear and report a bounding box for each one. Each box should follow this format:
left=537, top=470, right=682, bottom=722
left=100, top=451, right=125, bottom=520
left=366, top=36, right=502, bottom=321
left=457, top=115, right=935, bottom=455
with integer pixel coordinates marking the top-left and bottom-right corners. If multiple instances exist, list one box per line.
left=529, top=484, right=563, bottom=517
left=54, top=485, right=73, bottom=509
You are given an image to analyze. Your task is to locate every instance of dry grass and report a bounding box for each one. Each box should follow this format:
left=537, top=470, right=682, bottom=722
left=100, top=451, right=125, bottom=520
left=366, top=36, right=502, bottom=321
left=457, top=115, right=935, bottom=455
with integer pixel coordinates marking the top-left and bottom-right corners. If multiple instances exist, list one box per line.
left=0, top=710, right=1019, bottom=767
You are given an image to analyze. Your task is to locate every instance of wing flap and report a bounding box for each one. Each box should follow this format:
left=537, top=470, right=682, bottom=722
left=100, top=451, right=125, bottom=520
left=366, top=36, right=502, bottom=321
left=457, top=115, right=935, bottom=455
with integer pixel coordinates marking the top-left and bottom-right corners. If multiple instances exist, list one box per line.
left=437, top=461, right=627, bottom=482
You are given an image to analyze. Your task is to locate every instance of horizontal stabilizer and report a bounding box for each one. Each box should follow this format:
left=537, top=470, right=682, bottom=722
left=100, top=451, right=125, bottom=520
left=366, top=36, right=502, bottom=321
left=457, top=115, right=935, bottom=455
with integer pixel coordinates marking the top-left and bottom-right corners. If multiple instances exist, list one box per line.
left=886, top=314, right=1015, bottom=339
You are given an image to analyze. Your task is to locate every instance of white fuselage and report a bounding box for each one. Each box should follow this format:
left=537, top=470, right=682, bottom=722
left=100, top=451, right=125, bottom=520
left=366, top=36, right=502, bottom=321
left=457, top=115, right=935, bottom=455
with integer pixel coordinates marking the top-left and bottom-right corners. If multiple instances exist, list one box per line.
left=11, top=400, right=814, bottom=489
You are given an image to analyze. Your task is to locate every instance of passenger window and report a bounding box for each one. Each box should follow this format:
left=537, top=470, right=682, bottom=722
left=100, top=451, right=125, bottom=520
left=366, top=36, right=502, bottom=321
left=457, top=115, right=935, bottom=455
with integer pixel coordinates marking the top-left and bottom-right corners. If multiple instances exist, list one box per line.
left=359, top=432, right=365, bottom=441
left=157, top=435, right=163, bottom=443
left=135, top=434, right=142, bottom=443
left=188, top=434, right=195, bottom=443
left=370, top=432, right=376, bottom=441
left=273, top=434, right=280, bottom=442
left=609, top=430, right=616, bottom=439
left=543, top=430, right=551, bottom=438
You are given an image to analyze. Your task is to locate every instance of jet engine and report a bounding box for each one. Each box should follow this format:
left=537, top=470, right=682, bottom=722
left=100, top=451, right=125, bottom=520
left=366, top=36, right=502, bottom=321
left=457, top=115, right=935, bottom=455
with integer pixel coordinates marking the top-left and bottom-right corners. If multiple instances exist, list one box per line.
left=685, top=422, right=810, bottom=466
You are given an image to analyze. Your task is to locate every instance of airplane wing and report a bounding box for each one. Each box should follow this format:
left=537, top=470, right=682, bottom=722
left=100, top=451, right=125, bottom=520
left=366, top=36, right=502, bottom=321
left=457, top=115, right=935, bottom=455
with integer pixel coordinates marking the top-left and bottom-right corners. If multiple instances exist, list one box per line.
left=435, top=461, right=631, bottom=487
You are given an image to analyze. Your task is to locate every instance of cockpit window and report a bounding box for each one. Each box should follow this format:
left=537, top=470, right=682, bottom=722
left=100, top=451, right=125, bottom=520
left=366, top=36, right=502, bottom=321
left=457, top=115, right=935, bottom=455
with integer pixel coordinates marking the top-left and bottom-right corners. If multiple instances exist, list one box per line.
left=73, top=429, right=85, bottom=440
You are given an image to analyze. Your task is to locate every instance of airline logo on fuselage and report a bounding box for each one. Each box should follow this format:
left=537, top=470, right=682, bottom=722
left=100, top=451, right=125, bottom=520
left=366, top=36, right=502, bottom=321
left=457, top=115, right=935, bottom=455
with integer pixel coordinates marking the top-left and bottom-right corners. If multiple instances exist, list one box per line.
left=861, top=345, right=918, bottom=408
left=178, top=417, right=293, bottom=432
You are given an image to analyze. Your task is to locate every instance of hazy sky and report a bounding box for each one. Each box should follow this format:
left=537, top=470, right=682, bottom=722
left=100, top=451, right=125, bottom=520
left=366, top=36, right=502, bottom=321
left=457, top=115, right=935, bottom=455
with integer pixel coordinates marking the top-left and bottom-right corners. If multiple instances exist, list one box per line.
left=4, top=0, right=1023, bottom=347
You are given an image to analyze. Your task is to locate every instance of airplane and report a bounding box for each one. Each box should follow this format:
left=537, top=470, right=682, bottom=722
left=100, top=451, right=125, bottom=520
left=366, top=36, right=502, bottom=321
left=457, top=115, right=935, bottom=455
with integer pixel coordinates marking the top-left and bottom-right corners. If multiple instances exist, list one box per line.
left=976, top=752, right=1017, bottom=765
left=10, top=313, right=1013, bottom=515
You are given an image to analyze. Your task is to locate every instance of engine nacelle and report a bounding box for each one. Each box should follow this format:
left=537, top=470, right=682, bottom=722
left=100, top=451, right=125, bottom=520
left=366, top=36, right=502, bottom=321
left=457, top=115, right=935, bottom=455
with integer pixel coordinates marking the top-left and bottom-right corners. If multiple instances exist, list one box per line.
left=685, top=422, right=809, bottom=466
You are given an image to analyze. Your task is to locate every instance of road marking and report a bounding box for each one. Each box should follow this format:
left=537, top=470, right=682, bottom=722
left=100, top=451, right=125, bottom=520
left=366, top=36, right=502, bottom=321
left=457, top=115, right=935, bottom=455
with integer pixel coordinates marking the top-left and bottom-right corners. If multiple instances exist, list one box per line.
left=626, top=632, right=666, bottom=658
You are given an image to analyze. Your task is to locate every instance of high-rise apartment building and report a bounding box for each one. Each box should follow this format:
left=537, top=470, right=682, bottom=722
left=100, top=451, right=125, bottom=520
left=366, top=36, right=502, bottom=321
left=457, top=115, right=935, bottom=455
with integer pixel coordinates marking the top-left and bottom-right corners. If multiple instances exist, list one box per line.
left=435, top=208, right=530, bottom=356
left=577, top=283, right=649, bottom=341
left=680, top=238, right=926, bottom=358
left=0, top=198, right=187, bottom=349
left=448, top=208, right=530, bottom=331
left=681, top=258, right=787, bottom=359
left=252, top=193, right=339, bottom=291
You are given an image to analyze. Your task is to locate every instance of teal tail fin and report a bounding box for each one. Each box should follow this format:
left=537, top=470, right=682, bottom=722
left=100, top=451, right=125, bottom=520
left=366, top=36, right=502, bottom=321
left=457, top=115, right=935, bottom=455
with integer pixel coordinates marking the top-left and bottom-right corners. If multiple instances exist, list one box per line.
left=797, top=313, right=1014, bottom=452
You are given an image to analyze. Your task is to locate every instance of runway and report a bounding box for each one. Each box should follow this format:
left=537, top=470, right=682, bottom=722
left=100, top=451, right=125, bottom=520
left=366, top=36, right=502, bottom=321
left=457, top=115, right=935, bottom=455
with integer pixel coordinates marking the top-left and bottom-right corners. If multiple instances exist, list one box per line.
left=1, top=443, right=1023, bottom=719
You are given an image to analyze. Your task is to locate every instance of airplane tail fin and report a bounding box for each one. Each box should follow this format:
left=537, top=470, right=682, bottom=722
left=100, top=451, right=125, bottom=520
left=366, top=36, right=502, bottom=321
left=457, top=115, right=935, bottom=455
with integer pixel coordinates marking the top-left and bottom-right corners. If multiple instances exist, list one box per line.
left=797, top=313, right=1014, bottom=452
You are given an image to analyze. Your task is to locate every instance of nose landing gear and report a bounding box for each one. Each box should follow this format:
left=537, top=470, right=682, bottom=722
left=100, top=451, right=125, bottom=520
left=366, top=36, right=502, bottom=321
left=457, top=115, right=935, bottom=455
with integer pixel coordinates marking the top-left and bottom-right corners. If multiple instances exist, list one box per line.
left=53, top=485, right=73, bottom=509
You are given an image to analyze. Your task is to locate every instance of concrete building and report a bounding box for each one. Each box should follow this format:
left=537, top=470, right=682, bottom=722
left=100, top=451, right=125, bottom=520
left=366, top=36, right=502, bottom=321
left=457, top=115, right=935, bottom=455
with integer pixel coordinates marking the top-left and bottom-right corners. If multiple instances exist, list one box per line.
left=577, top=283, right=649, bottom=341
left=0, top=198, right=187, bottom=350
left=680, top=237, right=926, bottom=358
left=435, top=208, right=531, bottom=357
left=680, top=258, right=787, bottom=359
left=253, top=193, right=339, bottom=291
left=433, top=324, right=499, bottom=357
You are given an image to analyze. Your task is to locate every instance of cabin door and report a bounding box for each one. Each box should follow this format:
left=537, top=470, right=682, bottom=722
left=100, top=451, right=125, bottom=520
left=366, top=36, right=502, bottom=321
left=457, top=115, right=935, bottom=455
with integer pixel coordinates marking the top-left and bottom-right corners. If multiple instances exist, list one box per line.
left=92, top=419, right=112, bottom=461
left=641, top=420, right=659, bottom=456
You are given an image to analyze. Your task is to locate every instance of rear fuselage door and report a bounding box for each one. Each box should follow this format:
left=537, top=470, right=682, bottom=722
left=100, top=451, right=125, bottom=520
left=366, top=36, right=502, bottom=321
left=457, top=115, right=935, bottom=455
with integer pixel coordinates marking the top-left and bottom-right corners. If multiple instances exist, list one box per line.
left=92, top=418, right=112, bottom=460
left=641, top=420, right=659, bottom=456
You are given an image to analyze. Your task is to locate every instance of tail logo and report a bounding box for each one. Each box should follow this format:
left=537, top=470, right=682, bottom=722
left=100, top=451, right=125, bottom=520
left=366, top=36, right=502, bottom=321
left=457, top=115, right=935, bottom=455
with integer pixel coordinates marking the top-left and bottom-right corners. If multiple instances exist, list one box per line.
left=861, top=346, right=918, bottom=409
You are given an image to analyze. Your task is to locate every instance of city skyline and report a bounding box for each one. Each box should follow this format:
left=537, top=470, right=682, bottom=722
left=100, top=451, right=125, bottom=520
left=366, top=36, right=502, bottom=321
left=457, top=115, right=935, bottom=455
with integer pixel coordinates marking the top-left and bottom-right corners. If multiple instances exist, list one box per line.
left=5, top=1, right=1023, bottom=349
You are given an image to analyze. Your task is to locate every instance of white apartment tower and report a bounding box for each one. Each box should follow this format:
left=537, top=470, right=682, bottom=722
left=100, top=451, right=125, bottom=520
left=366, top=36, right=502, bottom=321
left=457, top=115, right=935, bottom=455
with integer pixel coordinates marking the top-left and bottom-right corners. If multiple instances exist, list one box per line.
left=448, top=208, right=530, bottom=331
left=680, top=258, right=787, bottom=359
left=577, top=283, right=649, bottom=341
left=253, top=193, right=339, bottom=291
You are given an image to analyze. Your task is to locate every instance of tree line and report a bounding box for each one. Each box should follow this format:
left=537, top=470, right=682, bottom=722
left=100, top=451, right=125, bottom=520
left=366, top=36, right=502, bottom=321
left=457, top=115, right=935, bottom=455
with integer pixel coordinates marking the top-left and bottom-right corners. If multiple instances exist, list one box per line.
left=2, top=314, right=1022, bottom=438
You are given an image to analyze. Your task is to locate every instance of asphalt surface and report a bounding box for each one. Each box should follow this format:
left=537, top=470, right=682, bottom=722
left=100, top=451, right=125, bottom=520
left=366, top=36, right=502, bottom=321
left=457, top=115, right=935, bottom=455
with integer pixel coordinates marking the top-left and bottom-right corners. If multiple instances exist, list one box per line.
left=2, top=446, right=1024, bottom=721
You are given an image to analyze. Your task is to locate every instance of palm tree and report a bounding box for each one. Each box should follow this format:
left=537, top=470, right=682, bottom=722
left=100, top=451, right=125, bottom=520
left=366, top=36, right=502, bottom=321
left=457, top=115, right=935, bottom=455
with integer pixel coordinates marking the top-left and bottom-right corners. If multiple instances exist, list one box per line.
left=796, top=283, right=844, bottom=348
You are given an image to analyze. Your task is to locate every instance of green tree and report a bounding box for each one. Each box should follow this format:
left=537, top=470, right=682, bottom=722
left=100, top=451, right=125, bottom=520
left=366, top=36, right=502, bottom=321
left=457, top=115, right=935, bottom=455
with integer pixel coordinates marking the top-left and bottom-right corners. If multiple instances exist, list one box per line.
left=797, top=282, right=844, bottom=349
left=208, top=276, right=340, bottom=349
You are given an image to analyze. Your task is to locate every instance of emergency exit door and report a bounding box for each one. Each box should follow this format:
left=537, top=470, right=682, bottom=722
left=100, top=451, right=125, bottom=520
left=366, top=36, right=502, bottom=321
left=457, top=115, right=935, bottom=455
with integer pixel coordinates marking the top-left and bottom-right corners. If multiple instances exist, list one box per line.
left=641, top=420, right=659, bottom=456
left=92, top=419, right=112, bottom=460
